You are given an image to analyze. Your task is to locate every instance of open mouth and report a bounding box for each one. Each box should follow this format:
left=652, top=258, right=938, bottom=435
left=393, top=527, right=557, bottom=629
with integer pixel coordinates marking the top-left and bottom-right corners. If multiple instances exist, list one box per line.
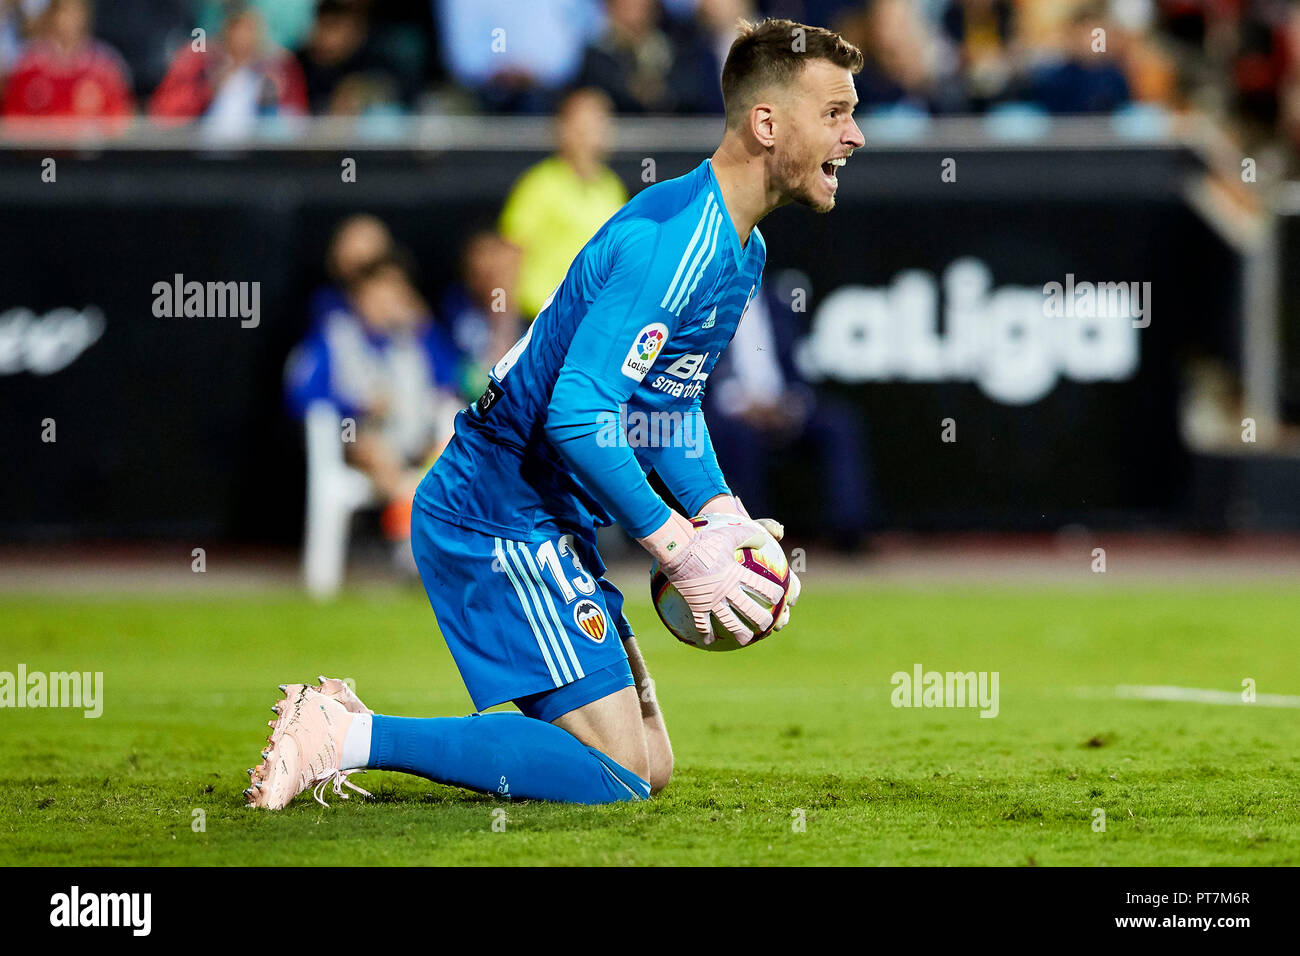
left=820, top=157, right=847, bottom=190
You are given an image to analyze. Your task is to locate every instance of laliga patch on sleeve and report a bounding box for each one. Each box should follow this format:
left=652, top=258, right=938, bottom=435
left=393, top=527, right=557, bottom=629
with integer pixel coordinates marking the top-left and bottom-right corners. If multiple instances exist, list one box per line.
left=622, top=322, right=669, bottom=381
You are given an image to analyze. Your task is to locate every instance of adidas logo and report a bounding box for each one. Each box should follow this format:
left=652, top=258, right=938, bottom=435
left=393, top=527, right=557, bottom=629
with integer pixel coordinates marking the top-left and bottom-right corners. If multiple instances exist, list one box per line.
left=702, top=307, right=716, bottom=329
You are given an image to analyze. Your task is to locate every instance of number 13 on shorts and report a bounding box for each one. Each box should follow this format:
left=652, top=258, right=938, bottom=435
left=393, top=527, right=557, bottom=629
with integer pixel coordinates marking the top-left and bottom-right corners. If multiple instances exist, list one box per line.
left=491, top=533, right=631, bottom=678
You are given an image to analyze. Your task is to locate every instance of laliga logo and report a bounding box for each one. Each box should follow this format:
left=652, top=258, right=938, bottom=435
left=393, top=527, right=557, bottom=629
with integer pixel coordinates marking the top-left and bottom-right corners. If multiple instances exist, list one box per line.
left=637, top=328, right=665, bottom=361
left=622, top=322, right=669, bottom=382
left=794, top=259, right=1141, bottom=405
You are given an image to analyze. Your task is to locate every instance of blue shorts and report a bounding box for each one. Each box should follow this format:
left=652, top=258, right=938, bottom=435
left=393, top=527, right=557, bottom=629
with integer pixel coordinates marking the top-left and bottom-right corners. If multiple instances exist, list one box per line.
left=410, top=503, right=635, bottom=723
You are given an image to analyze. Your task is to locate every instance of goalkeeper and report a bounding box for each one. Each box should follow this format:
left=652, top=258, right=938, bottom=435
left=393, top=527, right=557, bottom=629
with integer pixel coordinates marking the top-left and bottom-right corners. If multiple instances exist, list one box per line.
left=247, top=18, right=863, bottom=809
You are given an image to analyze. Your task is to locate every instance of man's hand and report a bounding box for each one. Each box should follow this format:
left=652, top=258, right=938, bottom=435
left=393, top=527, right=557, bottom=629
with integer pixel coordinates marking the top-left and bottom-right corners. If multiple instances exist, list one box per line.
left=695, top=495, right=799, bottom=632
left=638, top=512, right=784, bottom=646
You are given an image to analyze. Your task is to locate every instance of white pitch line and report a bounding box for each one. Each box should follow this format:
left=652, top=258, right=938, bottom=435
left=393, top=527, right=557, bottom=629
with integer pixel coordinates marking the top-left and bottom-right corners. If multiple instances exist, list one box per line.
left=1107, top=685, right=1300, bottom=709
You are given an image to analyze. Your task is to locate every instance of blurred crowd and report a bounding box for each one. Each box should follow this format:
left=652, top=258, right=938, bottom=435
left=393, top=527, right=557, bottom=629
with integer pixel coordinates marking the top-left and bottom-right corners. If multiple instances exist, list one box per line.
left=0, top=0, right=1298, bottom=164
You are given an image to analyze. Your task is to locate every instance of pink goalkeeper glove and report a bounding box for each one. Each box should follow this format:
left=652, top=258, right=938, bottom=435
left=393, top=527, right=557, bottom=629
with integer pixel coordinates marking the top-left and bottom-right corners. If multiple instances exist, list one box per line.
left=647, top=515, right=785, bottom=646
left=696, top=495, right=800, bottom=633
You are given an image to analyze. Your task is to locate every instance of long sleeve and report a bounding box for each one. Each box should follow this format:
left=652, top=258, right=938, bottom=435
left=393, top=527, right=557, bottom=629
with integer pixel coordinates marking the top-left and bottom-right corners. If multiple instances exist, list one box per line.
left=642, top=398, right=730, bottom=516
left=544, top=217, right=682, bottom=538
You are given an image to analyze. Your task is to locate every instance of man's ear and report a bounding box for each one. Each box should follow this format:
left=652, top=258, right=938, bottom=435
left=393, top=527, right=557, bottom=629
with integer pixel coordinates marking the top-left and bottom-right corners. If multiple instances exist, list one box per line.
left=751, top=103, right=776, bottom=148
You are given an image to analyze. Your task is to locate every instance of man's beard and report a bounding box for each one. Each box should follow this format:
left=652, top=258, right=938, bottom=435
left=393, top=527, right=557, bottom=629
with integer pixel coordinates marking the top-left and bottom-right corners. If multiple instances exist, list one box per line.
left=775, top=146, right=835, bottom=214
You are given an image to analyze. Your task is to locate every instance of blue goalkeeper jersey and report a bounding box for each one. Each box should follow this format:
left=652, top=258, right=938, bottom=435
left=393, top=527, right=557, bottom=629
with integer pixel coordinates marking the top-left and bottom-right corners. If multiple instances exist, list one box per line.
left=416, top=158, right=765, bottom=540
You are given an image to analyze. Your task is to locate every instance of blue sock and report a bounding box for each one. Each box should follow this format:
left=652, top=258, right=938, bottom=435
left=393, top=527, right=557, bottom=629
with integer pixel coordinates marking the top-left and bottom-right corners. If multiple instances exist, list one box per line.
left=367, top=713, right=651, bottom=804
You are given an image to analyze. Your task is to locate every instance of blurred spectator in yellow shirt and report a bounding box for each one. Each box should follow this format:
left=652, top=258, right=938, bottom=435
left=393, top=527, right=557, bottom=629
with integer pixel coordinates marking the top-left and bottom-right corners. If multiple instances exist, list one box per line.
left=499, top=87, right=627, bottom=319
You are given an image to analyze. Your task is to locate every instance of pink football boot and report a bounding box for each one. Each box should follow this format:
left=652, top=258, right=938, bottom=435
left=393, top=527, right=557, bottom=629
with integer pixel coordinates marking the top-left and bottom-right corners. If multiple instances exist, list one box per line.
left=245, top=685, right=369, bottom=809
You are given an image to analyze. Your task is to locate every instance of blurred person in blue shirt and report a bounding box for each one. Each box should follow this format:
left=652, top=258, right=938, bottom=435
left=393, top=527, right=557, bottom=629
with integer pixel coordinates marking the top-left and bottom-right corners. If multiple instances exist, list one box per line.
left=1019, top=4, right=1130, bottom=114
left=286, top=249, right=466, bottom=542
left=434, top=0, right=605, bottom=112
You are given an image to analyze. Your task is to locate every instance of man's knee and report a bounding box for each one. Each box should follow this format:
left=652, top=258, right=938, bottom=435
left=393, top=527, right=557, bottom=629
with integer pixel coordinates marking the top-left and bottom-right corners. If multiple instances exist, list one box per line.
left=645, top=727, right=673, bottom=795
left=596, top=727, right=671, bottom=796
left=603, top=733, right=652, bottom=785
left=647, top=752, right=673, bottom=796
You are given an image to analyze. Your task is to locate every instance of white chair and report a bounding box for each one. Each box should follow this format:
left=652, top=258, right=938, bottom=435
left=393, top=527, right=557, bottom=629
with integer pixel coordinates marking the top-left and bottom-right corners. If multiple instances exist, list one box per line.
left=302, top=400, right=381, bottom=598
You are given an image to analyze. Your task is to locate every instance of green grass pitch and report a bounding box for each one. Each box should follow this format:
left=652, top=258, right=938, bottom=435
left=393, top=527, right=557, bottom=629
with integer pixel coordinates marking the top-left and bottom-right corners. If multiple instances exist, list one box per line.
left=1, top=583, right=1297, bottom=865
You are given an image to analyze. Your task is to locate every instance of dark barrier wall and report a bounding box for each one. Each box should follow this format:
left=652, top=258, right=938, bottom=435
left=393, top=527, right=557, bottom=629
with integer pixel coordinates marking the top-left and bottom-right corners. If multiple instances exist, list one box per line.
left=0, top=144, right=1241, bottom=541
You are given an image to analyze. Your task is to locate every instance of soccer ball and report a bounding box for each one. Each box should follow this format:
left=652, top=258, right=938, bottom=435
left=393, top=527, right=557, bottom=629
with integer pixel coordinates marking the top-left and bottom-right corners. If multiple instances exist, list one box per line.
left=650, top=513, right=791, bottom=651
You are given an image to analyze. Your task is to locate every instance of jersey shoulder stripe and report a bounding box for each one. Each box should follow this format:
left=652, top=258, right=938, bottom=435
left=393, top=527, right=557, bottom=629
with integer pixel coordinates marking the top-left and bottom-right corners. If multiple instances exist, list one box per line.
left=656, top=190, right=723, bottom=316
left=668, top=203, right=723, bottom=316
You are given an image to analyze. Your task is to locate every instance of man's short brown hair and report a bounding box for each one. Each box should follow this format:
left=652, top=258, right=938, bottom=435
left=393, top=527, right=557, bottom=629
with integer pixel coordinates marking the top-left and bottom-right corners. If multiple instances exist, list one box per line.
left=721, top=18, right=863, bottom=129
